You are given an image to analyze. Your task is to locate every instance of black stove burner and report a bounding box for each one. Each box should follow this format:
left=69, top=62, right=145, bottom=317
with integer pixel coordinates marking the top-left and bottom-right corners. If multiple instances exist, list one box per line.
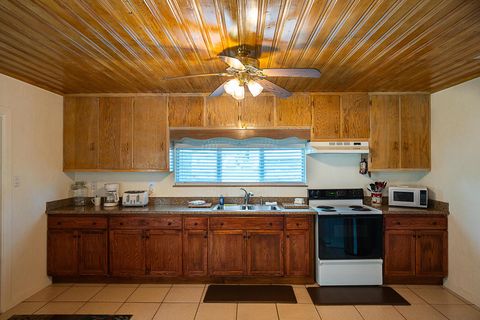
left=352, top=207, right=372, bottom=211
left=317, top=206, right=334, bottom=209
left=321, top=209, right=337, bottom=212
left=349, top=205, right=364, bottom=209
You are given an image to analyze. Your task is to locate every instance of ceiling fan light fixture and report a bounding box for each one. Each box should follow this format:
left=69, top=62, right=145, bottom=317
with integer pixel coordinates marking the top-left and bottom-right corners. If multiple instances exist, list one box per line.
left=224, top=79, right=240, bottom=95
left=247, top=80, right=263, bottom=97
left=232, top=84, right=245, bottom=100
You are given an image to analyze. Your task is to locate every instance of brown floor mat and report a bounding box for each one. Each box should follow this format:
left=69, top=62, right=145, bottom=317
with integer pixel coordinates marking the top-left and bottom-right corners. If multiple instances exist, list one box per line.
left=203, top=285, right=297, bottom=303
left=307, top=286, right=410, bottom=305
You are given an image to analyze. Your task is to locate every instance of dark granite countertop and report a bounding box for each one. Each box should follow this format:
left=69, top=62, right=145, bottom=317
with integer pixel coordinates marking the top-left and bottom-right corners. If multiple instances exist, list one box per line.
left=377, top=205, right=449, bottom=216
left=46, top=204, right=317, bottom=216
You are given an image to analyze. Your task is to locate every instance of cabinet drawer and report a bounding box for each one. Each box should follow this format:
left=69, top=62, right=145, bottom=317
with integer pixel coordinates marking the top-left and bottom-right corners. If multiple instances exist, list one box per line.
left=184, top=217, right=208, bottom=229
left=385, top=216, right=447, bottom=230
left=286, top=217, right=310, bottom=229
left=48, top=216, right=107, bottom=229
left=210, top=217, right=284, bottom=230
left=110, top=216, right=182, bottom=229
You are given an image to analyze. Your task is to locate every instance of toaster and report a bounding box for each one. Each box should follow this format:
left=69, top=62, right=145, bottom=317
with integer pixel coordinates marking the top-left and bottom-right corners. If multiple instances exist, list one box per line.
left=122, top=190, right=149, bottom=207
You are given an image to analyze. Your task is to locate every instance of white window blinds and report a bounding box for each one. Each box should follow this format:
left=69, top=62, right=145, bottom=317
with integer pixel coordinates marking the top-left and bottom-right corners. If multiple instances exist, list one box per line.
left=174, top=138, right=306, bottom=184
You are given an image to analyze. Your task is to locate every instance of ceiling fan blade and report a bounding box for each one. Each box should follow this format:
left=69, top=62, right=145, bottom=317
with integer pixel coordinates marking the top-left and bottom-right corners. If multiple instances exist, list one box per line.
left=209, top=81, right=227, bottom=97
left=262, top=68, right=321, bottom=78
left=256, top=79, right=292, bottom=98
left=162, top=73, right=230, bottom=80
left=218, top=55, right=246, bottom=70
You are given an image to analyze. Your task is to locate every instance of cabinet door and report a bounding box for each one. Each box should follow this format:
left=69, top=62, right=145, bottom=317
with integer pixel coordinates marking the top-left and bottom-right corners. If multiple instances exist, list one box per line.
left=400, top=95, right=431, bottom=169
left=133, top=96, right=169, bottom=170
left=98, top=97, right=133, bottom=169
left=369, top=95, right=400, bottom=170
left=63, top=97, right=98, bottom=170
left=183, top=230, right=208, bottom=277
left=110, top=229, right=145, bottom=276
left=47, top=230, right=78, bottom=276
left=246, top=230, right=283, bottom=276
left=384, top=230, right=416, bottom=277
left=146, top=230, right=183, bottom=276
left=311, top=95, right=340, bottom=140
left=285, top=229, right=311, bottom=276
left=341, top=94, right=370, bottom=139
left=275, top=95, right=311, bottom=127
left=240, top=96, right=274, bottom=128
left=205, top=96, right=239, bottom=127
left=78, top=230, right=108, bottom=276
left=416, top=230, right=447, bottom=277
left=208, top=230, right=246, bottom=276
left=168, top=96, right=204, bottom=127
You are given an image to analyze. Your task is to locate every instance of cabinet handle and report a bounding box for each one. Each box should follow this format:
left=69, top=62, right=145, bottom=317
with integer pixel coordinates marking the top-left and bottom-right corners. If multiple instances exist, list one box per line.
left=194, top=222, right=198, bottom=226
left=296, top=223, right=300, bottom=226
left=417, top=235, right=422, bottom=239
left=220, top=222, right=224, bottom=226
left=286, top=234, right=290, bottom=238
left=204, top=232, right=208, bottom=239
left=168, top=222, right=172, bottom=226
left=269, top=222, right=273, bottom=226
left=57, top=222, right=62, bottom=225
left=396, top=221, right=401, bottom=225
left=89, top=142, right=95, bottom=151
left=92, top=222, right=97, bottom=225
left=432, top=221, right=438, bottom=225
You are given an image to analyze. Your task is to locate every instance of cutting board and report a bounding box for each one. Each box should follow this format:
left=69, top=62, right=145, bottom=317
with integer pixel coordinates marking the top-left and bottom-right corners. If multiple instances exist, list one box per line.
left=282, top=203, right=310, bottom=209
left=188, top=203, right=212, bottom=208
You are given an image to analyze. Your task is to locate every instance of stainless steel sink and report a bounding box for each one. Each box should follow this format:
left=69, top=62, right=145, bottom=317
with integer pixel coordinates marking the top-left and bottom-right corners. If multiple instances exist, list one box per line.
left=213, top=204, right=281, bottom=211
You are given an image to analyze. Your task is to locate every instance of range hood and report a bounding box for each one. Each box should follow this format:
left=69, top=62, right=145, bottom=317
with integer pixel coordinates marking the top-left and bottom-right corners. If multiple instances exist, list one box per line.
left=307, top=141, right=369, bottom=154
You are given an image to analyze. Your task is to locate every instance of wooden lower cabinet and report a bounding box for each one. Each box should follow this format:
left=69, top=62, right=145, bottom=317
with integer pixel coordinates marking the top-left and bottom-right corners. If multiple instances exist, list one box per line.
left=48, top=230, right=78, bottom=276
left=384, top=215, right=447, bottom=284
left=183, top=229, right=208, bottom=277
left=110, top=229, right=146, bottom=276
left=48, top=214, right=314, bottom=282
left=47, top=217, right=107, bottom=277
left=247, top=230, right=284, bottom=276
left=285, top=229, right=311, bottom=276
left=209, top=230, right=246, bottom=276
left=146, top=230, right=182, bottom=276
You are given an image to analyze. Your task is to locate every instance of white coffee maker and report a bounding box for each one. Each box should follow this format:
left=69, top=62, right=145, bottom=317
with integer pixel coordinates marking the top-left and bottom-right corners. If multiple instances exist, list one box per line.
left=104, top=183, right=120, bottom=207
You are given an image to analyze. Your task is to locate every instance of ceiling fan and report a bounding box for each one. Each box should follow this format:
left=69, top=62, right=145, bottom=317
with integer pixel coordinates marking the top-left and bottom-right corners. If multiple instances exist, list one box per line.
left=162, top=48, right=321, bottom=100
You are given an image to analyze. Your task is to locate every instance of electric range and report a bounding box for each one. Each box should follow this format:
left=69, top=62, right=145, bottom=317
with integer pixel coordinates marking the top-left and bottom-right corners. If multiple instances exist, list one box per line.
left=309, top=188, right=383, bottom=286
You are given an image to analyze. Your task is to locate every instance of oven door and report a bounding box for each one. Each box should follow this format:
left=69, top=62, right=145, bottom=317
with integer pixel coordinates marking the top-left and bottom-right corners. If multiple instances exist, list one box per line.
left=317, top=214, right=383, bottom=260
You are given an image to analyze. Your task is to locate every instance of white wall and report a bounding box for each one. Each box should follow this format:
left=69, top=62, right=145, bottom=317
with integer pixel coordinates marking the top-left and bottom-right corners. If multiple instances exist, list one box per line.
left=0, top=74, right=72, bottom=311
left=420, top=77, right=480, bottom=306
left=76, top=154, right=425, bottom=198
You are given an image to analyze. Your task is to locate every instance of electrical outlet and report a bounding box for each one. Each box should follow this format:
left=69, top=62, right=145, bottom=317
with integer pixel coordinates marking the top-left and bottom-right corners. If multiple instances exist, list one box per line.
left=90, top=182, right=97, bottom=196
left=148, top=183, right=155, bottom=196
left=13, top=175, right=20, bottom=188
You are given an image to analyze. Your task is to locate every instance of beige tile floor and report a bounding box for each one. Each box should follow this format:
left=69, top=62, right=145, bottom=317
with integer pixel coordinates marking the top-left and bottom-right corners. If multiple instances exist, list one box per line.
left=1, top=284, right=479, bottom=320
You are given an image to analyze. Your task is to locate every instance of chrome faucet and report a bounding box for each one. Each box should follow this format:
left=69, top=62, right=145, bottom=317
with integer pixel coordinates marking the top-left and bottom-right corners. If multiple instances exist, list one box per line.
left=240, top=188, right=254, bottom=206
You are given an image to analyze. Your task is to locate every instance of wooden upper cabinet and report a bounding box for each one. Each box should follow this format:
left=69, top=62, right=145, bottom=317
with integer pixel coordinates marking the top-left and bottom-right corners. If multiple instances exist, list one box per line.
left=341, top=94, right=370, bottom=139
left=275, top=95, right=312, bottom=127
left=98, top=97, right=133, bottom=169
left=311, top=95, right=340, bottom=140
left=369, top=95, right=400, bottom=170
left=205, top=96, right=239, bottom=127
left=400, top=95, right=431, bottom=169
left=63, top=97, right=99, bottom=170
left=370, top=94, right=430, bottom=171
left=168, top=96, right=204, bottom=127
left=133, top=97, right=169, bottom=171
left=240, top=96, right=274, bottom=128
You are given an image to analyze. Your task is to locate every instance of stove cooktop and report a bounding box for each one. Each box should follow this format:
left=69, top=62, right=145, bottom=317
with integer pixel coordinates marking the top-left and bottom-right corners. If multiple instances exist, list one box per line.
left=312, top=204, right=382, bottom=215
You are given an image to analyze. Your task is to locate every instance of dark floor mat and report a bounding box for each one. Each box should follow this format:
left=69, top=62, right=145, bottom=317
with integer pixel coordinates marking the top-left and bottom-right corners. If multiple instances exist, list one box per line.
left=307, top=286, right=410, bottom=305
left=9, top=316, right=132, bottom=320
left=203, top=285, right=297, bottom=303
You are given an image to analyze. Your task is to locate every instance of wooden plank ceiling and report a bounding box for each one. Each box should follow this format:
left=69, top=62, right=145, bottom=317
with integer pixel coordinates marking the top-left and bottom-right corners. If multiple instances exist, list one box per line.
left=0, top=0, right=479, bottom=94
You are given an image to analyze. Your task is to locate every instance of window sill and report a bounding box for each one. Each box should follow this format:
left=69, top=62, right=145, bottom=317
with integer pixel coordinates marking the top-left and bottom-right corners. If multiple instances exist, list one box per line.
left=173, top=183, right=308, bottom=187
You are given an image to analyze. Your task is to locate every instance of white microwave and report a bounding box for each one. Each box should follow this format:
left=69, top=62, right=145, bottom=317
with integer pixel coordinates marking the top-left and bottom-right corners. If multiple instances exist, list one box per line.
left=388, top=186, right=428, bottom=208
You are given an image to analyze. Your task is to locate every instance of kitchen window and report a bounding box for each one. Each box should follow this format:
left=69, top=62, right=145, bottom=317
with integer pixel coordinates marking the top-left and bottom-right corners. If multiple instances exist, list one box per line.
left=173, top=138, right=306, bottom=185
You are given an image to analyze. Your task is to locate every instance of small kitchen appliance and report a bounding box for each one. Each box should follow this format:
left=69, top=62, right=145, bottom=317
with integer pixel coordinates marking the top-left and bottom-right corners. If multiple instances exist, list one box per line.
left=122, top=190, right=149, bottom=207
left=388, top=186, right=428, bottom=208
left=309, top=188, right=383, bottom=286
left=104, top=183, right=120, bottom=207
